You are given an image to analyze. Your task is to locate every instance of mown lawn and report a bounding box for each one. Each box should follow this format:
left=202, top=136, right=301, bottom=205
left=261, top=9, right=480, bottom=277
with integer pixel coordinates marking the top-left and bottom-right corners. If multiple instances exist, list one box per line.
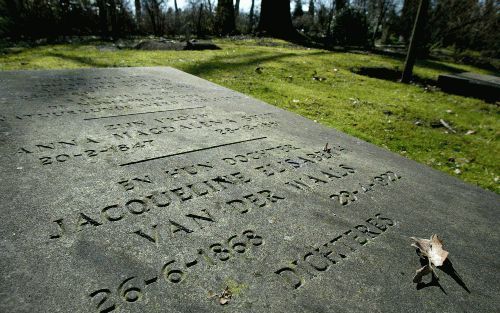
left=1, top=38, right=498, bottom=193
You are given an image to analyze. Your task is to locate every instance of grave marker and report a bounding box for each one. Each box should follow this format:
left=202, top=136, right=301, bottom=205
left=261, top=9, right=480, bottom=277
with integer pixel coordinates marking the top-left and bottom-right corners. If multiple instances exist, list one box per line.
left=0, top=67, right=498, bottom=312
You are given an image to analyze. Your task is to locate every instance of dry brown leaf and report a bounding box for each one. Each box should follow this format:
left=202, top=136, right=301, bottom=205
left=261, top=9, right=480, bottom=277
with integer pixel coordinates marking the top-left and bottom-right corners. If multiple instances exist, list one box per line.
left=220, top=286, right=232, bottom=305
left=411, top=234, right=449, bottom=283
left=411, top=234, right=449, bottom=267
left=413, top=264, right=432, bottom=283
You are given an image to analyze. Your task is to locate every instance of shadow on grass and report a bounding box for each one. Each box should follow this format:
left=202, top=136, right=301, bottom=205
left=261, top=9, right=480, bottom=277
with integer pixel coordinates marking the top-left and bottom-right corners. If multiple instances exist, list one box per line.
left=182, top=50, right=330, bottom=77
left=349, top=47, right=470, bottom=73
left=46, top=51, right=108, bottom=67
left=417, top=59, right=464, bottom=74
left=352, top=67, right=436, bottom=86
left=47, top=48, right=331, bottom=78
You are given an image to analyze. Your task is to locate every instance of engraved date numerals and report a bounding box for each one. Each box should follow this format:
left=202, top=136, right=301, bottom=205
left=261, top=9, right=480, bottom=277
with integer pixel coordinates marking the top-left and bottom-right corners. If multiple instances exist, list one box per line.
left=89, top=276, right=144, bottom=313
left=330, top=171, right=401, bottom=206
left=88, top=230, right=263, bottom=312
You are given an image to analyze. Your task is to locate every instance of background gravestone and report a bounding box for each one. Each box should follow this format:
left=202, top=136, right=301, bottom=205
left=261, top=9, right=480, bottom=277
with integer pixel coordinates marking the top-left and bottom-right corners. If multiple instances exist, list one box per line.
left=0, top=67, right=498, bottom=313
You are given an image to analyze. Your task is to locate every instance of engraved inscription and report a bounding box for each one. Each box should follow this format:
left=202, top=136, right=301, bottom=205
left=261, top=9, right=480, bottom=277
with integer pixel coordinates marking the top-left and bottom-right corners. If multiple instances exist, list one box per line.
left=89, top=230, right=263, bottom=312
left=329, top=171, right=401, bottom=206
left=275, top=213, right=395, bottom=289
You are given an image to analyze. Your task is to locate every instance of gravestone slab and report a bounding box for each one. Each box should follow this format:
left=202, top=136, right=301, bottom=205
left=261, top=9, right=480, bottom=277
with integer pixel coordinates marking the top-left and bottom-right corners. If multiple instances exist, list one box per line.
left=438, top=72, right=500, bottom=101
left=0, top=67, right=499, bottom=313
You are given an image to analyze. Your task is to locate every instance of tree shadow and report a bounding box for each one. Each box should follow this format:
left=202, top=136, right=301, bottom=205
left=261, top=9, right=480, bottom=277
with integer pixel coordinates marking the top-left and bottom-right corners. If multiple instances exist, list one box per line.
left=417, top=59, right=465, bottom=75
left=352, top=67, right=436, bottom=86
left=182, top=50, right=330, bottom=77
left=46, top=51, right=107, bottom=67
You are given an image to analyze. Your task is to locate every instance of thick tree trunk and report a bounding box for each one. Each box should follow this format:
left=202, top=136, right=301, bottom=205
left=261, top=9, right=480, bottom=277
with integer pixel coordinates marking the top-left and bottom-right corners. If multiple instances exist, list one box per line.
left=336, top=0, right=346, bottom=12
left=248, top=0, right=255, bottom=32
left=257, top=0, right=298, bottom=39
left=215, top=0, right=235, bottom=35
left=234, top=0, right=240, bottom=17
left=97, top=0, right=108, bottom=37
left=401, top=0, right=429, bottom=83
left=109, top=0, right=117, bottom=37
left=135, top=0, right=142, bottom=25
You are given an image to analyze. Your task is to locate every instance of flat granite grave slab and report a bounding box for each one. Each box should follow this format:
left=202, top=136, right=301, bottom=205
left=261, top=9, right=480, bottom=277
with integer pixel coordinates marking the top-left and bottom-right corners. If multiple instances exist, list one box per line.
left=0, top=67, right=498, bottom=313
left=438, top=72, right=500, bottom=101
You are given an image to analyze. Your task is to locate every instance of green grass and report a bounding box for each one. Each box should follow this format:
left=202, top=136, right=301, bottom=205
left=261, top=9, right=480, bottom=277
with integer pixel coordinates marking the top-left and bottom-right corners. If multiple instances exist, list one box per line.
left=1, top=38, right=499, bottom=193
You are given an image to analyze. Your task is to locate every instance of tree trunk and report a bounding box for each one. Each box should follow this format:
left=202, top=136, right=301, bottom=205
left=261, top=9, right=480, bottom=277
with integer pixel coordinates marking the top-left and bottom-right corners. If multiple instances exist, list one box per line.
left=97, top=0, right=108, bottom=37
left=257, top=0, right=298, bottom=39
left=215, top=0, right=235, bottom=35
left=401, top=0, right=429, bottom=83
left=135, top=0, right=142, bottom=25
left=308, top=0, right=315, bottom=18
left=248, top=0, right=255, bottom=32
left=336, top=0, right=346, bottom=12
left=326, top=0, right=335, bottom=38
left=371, top=0, right=386, bottom=46
left=234, top=0, right=240, bottom=17
left=109, top=0, right=117, bottom=38
left=197, top=3, right=204, bottom=36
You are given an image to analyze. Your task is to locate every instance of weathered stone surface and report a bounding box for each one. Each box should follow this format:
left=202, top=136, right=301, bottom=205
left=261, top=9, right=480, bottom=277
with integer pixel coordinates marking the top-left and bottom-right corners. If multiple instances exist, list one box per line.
left=438, top=72, right=500, bottom=101
left=0, top=67, right=498, bottom=313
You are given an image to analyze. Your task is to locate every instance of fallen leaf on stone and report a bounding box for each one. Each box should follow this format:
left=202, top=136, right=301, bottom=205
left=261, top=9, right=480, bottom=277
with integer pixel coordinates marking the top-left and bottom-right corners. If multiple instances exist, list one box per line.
left=410, top=234, right=449, bottom=283
left=412, top=264, right=432, bottom=283
left=209, top=286, right=232, bottom=305
left=219, top=286, right=232, bottom=305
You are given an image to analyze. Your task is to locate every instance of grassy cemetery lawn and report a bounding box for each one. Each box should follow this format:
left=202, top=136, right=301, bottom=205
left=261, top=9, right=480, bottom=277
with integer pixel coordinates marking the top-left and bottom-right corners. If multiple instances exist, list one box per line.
left=1, top=38, right=498, bottom=193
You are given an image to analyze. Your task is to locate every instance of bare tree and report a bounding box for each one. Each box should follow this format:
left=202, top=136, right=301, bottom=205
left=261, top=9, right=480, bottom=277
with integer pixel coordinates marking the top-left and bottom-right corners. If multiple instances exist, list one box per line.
left=144, top=0, right=165, bottom=35
left=371, top=0, right=389, bottom=46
